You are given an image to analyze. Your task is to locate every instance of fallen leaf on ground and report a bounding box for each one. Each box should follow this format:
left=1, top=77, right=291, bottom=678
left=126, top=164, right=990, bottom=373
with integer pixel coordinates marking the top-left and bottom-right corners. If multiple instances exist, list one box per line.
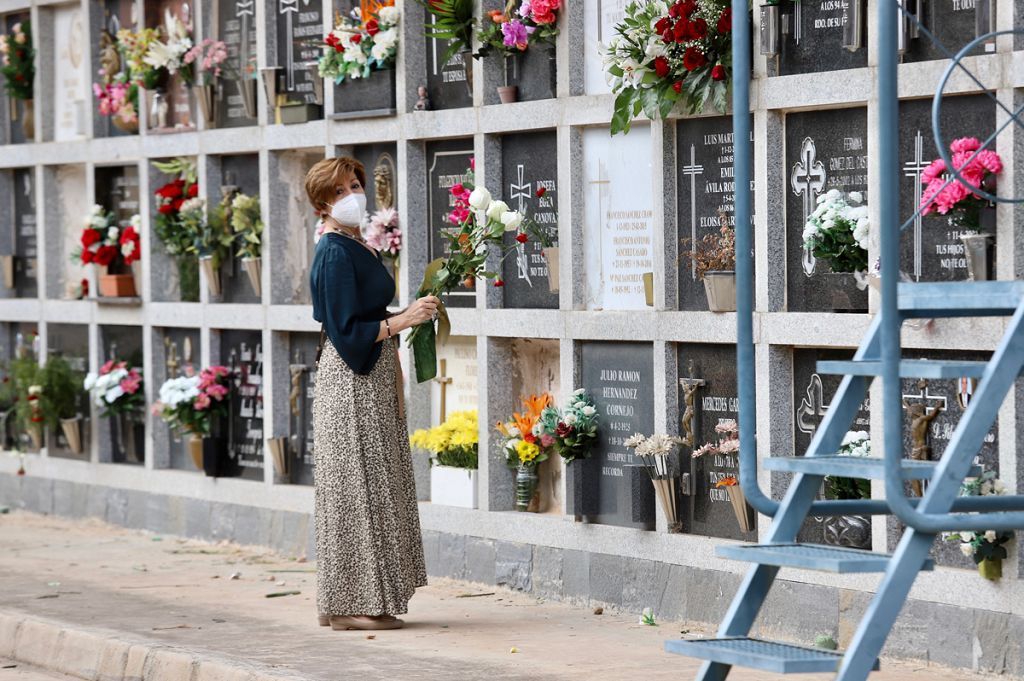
left=265, top=590, right=301, bottom=598
left=229, top=572, right=241, bottom=580
left=366, top=635, right=376, bottom=640
left=509, top=647, right=519, bottom=654
left=593, top=607, right=603, bottom=615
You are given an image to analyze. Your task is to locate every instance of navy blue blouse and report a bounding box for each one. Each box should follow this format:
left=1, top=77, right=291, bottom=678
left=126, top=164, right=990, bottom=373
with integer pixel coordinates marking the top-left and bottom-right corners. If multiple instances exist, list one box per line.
left=310, top=232, right=395, bottom=375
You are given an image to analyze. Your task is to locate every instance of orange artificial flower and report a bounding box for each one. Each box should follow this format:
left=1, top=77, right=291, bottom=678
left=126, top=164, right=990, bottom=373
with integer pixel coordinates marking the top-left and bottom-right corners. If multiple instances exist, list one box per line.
left=715, top=476, right=738, bottom=488
left=522, top=393, right=552, bottom=421
left=511, top=411, right=536, bottom=442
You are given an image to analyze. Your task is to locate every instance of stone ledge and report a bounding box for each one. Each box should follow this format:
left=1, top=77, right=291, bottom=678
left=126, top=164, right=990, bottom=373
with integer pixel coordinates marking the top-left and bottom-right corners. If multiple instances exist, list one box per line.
left=0, top=610, right=308, bottom=681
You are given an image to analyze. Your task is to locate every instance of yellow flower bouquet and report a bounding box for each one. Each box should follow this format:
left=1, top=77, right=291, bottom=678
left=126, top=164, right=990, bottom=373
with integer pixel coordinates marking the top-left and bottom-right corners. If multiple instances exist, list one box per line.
left=410, top=409, right=478, bottom=469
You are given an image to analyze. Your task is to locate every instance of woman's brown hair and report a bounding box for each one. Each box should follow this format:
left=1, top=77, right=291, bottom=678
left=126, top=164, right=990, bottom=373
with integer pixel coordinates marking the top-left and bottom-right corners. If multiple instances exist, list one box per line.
left=304, top=156, right=367, bottom=217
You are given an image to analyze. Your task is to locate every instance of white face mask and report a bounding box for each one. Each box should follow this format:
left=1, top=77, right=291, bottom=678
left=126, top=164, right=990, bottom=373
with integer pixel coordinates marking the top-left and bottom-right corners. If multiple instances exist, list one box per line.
left=328, top=192, right=367, bottom=227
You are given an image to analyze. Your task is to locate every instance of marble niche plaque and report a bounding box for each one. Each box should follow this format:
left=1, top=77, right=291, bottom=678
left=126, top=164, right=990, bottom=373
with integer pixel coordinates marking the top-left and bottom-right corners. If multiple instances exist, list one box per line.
left=158, top=327, right=201, bottom=471
left=98, top=324, right=144, bottom=464
left=579, top=341, right=655, bottom=530
left=12, top=168, right=37, bottom=298
left=501, top=131, right=558, bottom=309
left=213, top=154, right=261, bottom=304
left=899, top=95, right=996, bottom=283
left=216, top=0, right=259, bottom=127
left=583, top=0, right=628, bottom=95
left=777, top=0, right=868, bottom=75
left=46, top=323, right=90, bottom=458
left=888, top=349, right=998, bottom=568
left=791, top=347, right=869, bottom=546
left=145, top=0, right=195, bottom=130
left=510, top=339, right=561, bottom=514
left=287, top=331, right=319, bottom=486
left=423, top=5, right=472, bottom=111
left=272, top=148, right=322, bottom=305
left=785, top=107, right=868, bottom=312
left=95, top=165, right=141, bottom=230
left=583, top=125, right=655, bottom=311
left=221, top=329, right=264, bottom=480
left=275, top=0, right=323, bottom=109
left=677, top=343, right=755, bottom=540
left=425, top=139, right=474, bottom=308
left=677, top=115, right=755, bottom=311
left=902, top=0, right=992, bottom=63
left=54, top=5, right=89, bottom=141
left=433, top=335, right=478, bottom=425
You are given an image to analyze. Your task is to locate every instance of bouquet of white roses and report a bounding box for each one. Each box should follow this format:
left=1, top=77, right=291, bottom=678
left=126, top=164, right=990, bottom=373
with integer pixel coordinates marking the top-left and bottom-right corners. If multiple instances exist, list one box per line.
left=802, top=189, right=869, bottom=274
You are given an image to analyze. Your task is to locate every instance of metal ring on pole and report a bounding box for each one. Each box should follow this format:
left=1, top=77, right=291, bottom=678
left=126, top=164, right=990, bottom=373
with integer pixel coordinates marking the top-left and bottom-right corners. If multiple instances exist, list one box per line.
left=932, top=29, right=1024, bottom=205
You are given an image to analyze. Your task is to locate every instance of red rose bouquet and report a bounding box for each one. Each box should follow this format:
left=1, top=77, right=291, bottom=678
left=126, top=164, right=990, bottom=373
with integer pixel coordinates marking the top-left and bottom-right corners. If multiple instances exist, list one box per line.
left=152, top=157, right=202, bottom=259
left=70, top=205, right=141, bottom=272
left=605, top=0, right=732, bottom=134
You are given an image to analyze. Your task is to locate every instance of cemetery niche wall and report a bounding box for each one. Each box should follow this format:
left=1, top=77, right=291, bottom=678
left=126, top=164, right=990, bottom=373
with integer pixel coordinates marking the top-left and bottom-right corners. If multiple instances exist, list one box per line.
left=0, top=0, right=1022, bottom=660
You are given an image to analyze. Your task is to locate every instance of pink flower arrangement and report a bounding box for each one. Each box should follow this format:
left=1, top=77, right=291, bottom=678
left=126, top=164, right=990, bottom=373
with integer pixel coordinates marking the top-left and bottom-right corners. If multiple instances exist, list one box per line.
left=154, top=365, right=232, bottom=437
left=364, top=207, right=402, bottom=258
left=692, top=419, right=739, bottom=458
left=93, top=81, right=138, bottom=125
left=184, top=39, right=230, bottom=85
left=920, top=137, right=1002, bottom=217
left=502, top=20, right=535, bottom=50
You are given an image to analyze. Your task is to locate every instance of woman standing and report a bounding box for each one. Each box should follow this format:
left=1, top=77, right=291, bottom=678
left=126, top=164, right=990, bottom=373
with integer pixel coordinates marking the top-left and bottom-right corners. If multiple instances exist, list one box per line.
left=305, top=156, right=437, bottom=631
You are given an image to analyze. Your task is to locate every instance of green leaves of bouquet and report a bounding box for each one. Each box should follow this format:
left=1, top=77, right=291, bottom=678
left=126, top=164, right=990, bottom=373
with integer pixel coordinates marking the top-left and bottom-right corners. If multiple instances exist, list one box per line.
left=416, top=0, right=476, bottom=66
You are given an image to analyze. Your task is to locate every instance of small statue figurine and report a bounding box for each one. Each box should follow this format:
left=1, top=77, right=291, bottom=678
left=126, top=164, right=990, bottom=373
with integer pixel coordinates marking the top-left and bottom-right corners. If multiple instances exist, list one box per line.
left=373, top=157, right=395, bottom=210
left=414, top=85, right=431, bottom=112
left=903, top=392, right=944, bottom=497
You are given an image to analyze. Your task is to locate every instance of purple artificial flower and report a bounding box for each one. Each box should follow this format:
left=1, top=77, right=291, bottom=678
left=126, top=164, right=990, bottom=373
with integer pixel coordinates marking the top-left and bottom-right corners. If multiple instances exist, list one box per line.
left=501, top=19, right=535, bottom=50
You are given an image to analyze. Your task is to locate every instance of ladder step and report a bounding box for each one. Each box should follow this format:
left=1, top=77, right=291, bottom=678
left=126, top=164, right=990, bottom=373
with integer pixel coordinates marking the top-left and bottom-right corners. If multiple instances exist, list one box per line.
left=763, top=455, right=982, bottom=479
left=900, top=281, right=1024, bottom=317
left=816, top=359, right=988, bottom=379
left=715, top=543, right=935, bottom=573
left=664, top=637, right=877, bottom=674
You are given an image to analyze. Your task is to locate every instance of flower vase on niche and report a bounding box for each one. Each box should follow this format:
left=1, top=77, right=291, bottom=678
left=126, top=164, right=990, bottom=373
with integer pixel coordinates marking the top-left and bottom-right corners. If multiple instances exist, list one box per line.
left=409, top=410, right=480, bottom=509
left=515, top=463, right=539, bottom=512
left=682, top=220, right=737, bottom=312
left=498, top=53, right=519, bottom=104
left=627, top=434, right=684, bottom=533
left=154, top=366, right=232, bottom=475
left=149, top=89, right=170, bottom=130
left=72, top=206, right=141, bottom=299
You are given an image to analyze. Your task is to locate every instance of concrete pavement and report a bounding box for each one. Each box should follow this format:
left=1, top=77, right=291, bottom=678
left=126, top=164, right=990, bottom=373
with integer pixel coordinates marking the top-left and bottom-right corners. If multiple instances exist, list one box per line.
left=0, top=510, right=994, bottom=681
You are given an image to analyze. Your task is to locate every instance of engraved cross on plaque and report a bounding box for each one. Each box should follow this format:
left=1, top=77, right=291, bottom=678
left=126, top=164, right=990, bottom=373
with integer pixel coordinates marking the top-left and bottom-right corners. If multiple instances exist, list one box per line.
left=903, top=130, right=928, bottom=282
left=433, top=358, right=453, bottom=422
left=681, top=145, right=705, bottom=281
left=791, top=137, right=826, bottom=276
left=510, top=164, right=533, bottom=285
left=589, top=161, right=612, bottom=303
left=279, top=0, right=299, bottom=91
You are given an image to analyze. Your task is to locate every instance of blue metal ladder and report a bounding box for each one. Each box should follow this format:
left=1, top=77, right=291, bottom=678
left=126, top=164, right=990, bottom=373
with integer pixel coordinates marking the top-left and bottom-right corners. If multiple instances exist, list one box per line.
left=664, top=0, right=1024, bottom=677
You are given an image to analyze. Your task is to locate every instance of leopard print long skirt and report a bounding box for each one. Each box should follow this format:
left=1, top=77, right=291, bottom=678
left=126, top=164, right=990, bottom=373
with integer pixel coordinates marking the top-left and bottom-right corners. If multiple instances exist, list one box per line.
left=312, top=337, right=427, bottom=617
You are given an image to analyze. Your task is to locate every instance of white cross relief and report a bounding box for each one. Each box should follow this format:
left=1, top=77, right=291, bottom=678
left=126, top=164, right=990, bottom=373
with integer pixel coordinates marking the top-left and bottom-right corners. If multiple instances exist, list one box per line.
left=903, top=130, right=928, bottom=282
left=510, top=164, right=534, bottom=286
left=791, top=137, right=826, bottom=276
left=796, top=374, right=831, bottom=435
left=681, top=145, right=705, bottom=281
left=590, top=161, right=612, bottom=305
left=279, top=0, right=299, bottom=91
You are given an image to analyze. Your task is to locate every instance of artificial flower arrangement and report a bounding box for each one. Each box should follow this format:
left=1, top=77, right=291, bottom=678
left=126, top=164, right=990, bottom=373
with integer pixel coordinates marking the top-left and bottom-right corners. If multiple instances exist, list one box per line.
left=824, top=430, right=872, bottom=500
left=141, top=10, right=195, bottom=87
left=604, top=0, right=732, bottom=135
left=802, top=190, right=869, bottom=275
left=94, top=28, right=157, bottom=131
left=70, top=205, right=142, bottom=292
left=418, top=0, right=476, bottom=67
left=184, top=39, right=229, bottom=86
left=230, top=192, right=264, bottom=261
left=84, top=358, right=144, bottom=418
left=919, top=137, right=1003, bottom=232
left=693, top=419, right=753, bottom=531
left=152, top=157, right=201, bottom=255
left=152, top=365, right=231, bottom=439
left=497, top=394, right=554, bottom=512
left=944, top=471, right=1012, bottom=580
left=0, top=20, right=34, bottom=102
left=364, top=207, right=402, bottom=260
left=409, top=158, right=528, bottom=382
left=536, top=388, right=599, bottom=463
left=680, top=221, right=737, bottom=311
left=475, top=0, right=560, bottom=57
left=116, top=28, right=163, bottom=89
left=318, top=6, right=400, bottom=84
left=8, top=343, right=43, bottom=449
left=625, top=432, right=684, bottom=530
left=410, top=409, right=479, bottom=469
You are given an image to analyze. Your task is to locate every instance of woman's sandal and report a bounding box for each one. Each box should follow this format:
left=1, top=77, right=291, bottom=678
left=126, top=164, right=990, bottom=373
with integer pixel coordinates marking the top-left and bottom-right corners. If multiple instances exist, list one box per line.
left=329, top=615, right=404, bottom=631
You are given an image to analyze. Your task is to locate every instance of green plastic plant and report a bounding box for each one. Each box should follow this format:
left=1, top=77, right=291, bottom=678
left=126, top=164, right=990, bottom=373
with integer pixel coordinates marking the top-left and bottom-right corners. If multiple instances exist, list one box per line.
left=201, top=199, right=236, bottom=268
left=39, top=355, right=84, bottom=423
left=230, top=192, right=263, bottom=260
left=416, top=0, right=476, bottom=65
left=9, top=345, right=42, bottom=434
